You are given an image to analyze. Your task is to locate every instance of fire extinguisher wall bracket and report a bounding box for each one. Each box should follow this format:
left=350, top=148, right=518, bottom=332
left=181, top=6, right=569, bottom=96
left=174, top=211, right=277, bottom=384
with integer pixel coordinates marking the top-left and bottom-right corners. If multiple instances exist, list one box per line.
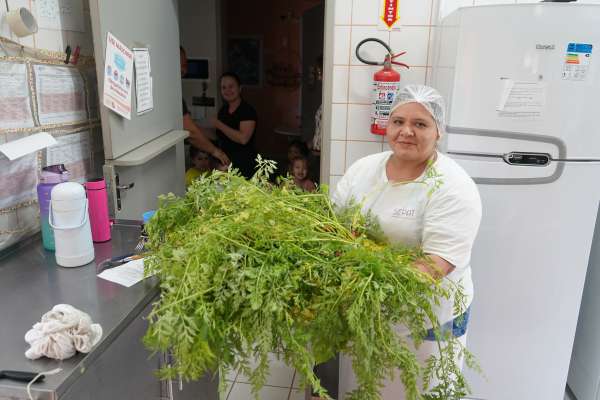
left=356, top=38, right=410, bottom=136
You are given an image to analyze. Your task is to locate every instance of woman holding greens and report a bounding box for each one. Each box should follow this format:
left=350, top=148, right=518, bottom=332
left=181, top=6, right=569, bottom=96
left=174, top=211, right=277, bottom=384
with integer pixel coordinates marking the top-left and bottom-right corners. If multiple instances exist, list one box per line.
left=332, top=85, right=482, bottom=399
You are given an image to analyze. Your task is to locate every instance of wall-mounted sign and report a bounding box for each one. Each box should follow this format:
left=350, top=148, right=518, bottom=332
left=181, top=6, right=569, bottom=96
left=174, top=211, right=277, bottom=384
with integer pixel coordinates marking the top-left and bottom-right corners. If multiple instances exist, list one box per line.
left=379, top=0, right=400, bottom=31
left=102, top=32, right=133, bottom=120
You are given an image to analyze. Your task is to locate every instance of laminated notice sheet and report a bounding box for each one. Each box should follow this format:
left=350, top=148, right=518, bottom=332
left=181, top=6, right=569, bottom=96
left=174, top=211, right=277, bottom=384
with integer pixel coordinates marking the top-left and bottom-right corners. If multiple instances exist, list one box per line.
left=0, top=62, right=35, bottom=129
left=103, top=32, right=134, bottom=120
left=34, top=65, right=87, bottom=125
left=497, top=79, right=546, bottom=119
left=133, top=48, right=153, bottom=115
left=46, top=131, right=91, bottom=183
left=0, top=153, right=37, bottom=209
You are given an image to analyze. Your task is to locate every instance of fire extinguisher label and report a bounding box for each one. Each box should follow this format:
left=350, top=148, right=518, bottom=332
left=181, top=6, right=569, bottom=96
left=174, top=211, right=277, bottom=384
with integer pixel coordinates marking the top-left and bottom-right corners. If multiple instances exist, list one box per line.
left=372, top=81, right=399, bottom=128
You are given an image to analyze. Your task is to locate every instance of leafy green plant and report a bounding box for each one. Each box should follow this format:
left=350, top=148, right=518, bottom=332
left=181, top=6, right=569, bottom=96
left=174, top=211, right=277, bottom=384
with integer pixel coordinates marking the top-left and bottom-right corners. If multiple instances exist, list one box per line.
left=143, top=157, right=476, bottom=400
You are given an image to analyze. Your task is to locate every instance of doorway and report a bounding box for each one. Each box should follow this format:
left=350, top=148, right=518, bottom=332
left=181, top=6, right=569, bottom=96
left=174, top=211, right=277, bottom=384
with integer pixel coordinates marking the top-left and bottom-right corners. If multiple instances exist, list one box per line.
left=178, top=0, right=325, bottom=184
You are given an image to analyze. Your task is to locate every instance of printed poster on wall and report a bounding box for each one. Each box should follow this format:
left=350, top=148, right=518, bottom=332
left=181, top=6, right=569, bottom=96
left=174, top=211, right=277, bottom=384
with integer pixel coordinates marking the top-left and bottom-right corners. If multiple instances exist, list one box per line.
left=34, top=65, right=87, bottom=125
left=0, top=62, right=35, bottom=129
left=35, top=0, right=85, bottom=32
left=103, top=32, right=133, bottom=120
left=378, top=0, right=400, bottom=31
left=45, top=131, right=91, bottom=183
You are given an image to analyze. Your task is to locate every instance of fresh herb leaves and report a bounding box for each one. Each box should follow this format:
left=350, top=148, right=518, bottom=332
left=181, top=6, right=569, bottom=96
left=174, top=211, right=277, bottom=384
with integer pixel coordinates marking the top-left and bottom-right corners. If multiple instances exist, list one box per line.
left=143, top=158, right=476, bottom=400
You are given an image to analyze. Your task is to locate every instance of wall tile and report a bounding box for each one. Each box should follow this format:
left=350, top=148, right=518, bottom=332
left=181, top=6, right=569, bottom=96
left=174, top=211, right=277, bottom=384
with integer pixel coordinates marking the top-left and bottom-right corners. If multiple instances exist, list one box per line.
left=345, top=140, right=383, bottom=169
left=7, top=0, right=30, bottom=11
left=227, top=384, right=294, bottom=400
left=0, top=12, right=13, bottom=39
left=335, top=0, right=352, bottom=25
left=64, top=30, right=94, bottom=56
left=17, top=35, right=34, bottom=47
left=438, top=0, right=474, bottom=21
left=347, top=104, right=379, bottom=142
left=390, top=26, right=430, bottom=66
left=348, top=65, right=378, bottom=104
left=332, top=65, right=349, bottom=103
left=331, top=103, right=348, bottom=140
left=400, top=0, right=433, bottom=26
left=330, top=140, right=347, bottom=175
left=352, top=0, right=379, bottom=25
left=425, top=67, right=434, bottom=86
left=236, top=354, right=295, bottom=387
left=34, top=28, right=65, bottom=52
left=400, top=66, right=427, bottom=86
left=334, top=26, right=351, bottom=65
left=351, top=26, right=389, bottom=65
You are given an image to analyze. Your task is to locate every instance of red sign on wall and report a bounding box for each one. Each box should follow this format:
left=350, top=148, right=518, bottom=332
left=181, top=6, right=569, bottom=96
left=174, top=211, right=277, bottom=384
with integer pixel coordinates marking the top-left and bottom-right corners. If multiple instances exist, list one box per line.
left=380, top=0, right=400, bottom=30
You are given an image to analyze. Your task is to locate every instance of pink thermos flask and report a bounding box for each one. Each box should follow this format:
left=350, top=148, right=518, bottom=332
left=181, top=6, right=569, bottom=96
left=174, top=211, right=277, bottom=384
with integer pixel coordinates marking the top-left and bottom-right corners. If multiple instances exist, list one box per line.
left=84, top=178, right=111, bottom=242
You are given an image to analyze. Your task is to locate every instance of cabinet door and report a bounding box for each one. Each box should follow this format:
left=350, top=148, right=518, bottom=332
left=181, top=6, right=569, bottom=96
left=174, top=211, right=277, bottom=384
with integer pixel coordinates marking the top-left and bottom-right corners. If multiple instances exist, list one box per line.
left=60, top=301, right=161, bottom=400
left=162, top=353, right=219, bottom=400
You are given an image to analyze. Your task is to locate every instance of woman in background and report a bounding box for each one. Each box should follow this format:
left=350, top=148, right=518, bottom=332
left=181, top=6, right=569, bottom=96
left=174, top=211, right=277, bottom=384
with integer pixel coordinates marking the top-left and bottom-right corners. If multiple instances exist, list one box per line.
left=211, top=72, right=258, bottom=179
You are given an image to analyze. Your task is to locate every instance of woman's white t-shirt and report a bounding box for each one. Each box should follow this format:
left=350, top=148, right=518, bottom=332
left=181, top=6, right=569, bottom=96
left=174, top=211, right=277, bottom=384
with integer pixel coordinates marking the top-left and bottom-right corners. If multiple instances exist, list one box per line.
left=331, top=151, right=482, bottom=321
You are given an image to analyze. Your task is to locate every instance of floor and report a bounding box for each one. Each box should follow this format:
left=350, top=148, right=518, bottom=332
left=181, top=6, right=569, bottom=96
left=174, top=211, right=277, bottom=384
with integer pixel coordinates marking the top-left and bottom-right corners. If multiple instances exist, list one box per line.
left=220, top=353, right=578, bottom=400
left=221, top=353, right=306, bottom=400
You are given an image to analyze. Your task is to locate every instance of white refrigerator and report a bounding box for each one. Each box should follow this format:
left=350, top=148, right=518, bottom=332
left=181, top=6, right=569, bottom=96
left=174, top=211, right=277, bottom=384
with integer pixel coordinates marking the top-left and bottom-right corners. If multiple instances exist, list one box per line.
left=431, top=4, right=600, bottom=400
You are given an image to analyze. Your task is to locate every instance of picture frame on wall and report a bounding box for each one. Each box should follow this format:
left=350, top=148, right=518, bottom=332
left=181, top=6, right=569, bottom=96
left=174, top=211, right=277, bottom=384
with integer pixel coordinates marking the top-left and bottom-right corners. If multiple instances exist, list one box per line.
left=226, top=36, right=263, bottom=87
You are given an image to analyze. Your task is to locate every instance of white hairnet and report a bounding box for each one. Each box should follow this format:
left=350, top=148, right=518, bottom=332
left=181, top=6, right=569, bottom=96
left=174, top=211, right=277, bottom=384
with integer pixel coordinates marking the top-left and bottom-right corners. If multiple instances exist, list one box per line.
left=390, top=84, right=446, bottom=136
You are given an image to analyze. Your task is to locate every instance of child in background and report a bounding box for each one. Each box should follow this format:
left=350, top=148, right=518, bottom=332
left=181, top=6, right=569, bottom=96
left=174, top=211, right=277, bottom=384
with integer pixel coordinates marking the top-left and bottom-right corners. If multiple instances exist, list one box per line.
left=291, top=156, right=316, bottom=192
left=186, top=146, right=226, bottom=186
left=287, top=140, right=309, bottom=173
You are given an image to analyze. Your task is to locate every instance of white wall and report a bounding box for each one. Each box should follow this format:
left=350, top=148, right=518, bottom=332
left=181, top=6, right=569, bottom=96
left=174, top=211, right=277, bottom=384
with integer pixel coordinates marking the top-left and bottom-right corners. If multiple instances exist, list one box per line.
left=327, top=0, right=600, bottom=191
left=328, top=0, right=435, bottom=190
left=178, top=0, right=221, bottom=121
left=0, top=0, right=93, bottom=56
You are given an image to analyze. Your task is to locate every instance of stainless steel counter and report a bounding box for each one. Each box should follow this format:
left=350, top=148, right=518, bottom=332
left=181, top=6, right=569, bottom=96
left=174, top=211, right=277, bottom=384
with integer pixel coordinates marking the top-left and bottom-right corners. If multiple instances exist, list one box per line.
left=0, top=222, right=159, bottom=400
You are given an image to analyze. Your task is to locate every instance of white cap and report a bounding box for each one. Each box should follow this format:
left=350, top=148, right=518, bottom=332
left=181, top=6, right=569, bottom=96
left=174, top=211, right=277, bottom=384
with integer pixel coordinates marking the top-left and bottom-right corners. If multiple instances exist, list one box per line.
left=390, top=84, right=446, bottom=137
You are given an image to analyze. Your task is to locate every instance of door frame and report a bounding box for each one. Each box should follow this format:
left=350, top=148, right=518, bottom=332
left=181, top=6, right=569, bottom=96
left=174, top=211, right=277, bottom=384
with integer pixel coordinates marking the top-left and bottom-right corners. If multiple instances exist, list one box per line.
left=320, top=0, right=335, bottom=185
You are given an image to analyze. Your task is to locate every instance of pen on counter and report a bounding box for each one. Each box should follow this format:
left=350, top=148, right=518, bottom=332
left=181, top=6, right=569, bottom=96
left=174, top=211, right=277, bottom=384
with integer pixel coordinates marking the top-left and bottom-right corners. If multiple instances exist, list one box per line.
left=98, top=254, right=143, bottom=271
left=64, top=45, right=71, bottom=64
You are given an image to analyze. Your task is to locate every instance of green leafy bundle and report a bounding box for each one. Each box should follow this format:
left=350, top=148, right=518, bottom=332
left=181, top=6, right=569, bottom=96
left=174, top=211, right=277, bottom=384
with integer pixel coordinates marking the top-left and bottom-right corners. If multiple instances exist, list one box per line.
left=143, top=158, right=476, bottom=400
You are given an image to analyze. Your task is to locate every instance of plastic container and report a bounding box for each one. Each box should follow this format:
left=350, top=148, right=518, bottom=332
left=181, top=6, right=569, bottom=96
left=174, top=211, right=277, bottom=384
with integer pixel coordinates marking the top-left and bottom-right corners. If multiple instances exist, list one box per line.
left=37, top=165, right=69, bottom=251
left=142, top=210, right=156, bottom=225
left=85, top=178, right=111, bottom=242
left=50, top=182, right=94, bottom=267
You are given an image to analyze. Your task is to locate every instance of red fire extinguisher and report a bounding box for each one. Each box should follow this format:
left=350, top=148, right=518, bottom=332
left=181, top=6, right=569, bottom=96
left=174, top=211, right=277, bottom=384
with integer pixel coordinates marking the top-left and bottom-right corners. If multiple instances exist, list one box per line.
left=356, top=38, right=409, bottom=135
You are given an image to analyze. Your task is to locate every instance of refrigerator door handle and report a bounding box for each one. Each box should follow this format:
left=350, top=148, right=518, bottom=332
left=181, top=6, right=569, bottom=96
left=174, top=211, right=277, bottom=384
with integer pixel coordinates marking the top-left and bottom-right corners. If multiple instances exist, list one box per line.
left=502, top=152, right=551, bottom=167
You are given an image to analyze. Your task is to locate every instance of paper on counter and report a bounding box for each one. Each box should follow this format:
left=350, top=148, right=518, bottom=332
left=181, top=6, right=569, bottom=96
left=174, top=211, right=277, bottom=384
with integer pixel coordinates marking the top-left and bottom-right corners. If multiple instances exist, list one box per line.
left=97, top=258, right=152, bottom=288
left=0, top=132, right=57, bottom=160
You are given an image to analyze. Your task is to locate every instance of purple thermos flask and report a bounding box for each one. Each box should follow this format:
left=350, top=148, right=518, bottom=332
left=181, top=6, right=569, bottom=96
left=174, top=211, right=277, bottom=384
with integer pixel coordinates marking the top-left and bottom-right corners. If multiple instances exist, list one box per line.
left=84, top=178, right=111, bottom=242
left=37, top=165, right=69, bottom=251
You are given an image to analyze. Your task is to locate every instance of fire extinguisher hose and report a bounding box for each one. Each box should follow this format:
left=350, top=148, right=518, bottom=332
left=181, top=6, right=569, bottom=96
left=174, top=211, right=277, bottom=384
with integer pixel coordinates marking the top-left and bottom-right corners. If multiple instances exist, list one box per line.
left=355, top=38, right=409, bottom=69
